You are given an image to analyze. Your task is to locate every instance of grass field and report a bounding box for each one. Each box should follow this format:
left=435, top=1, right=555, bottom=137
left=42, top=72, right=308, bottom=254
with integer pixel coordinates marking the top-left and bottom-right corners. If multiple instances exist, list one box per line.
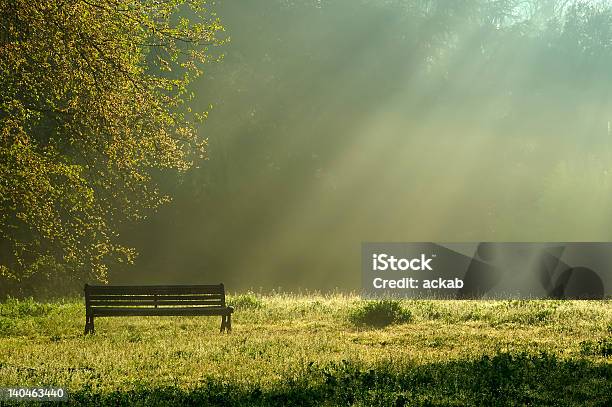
left=0, top=294, right=611, bottom=406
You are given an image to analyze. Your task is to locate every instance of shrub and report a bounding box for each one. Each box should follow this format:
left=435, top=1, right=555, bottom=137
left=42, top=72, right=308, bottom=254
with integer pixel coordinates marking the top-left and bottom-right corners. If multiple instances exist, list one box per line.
left=0, top=297, right=53, bottom=318
left=349, top=300, right=412, bottom=328
left=228, top=292, right=263, bottom=310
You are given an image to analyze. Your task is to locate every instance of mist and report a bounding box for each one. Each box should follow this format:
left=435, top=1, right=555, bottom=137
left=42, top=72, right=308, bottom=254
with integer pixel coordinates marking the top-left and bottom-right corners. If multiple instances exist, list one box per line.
left=116, top=0, right=612, bottom=291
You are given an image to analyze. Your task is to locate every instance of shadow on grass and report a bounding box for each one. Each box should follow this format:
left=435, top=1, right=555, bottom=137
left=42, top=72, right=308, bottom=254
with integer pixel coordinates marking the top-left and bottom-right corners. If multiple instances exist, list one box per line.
left=63, top=352, right=610, bottom=406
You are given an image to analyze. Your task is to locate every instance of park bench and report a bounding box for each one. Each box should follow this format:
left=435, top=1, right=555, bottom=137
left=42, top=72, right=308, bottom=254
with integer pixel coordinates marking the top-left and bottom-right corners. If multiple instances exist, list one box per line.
left=84, top=284, right=233, bottom=334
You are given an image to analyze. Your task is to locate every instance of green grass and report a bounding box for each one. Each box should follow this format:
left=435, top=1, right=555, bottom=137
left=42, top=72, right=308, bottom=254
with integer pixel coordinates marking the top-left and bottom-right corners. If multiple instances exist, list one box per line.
left=0, top=295, right=610, bottom=406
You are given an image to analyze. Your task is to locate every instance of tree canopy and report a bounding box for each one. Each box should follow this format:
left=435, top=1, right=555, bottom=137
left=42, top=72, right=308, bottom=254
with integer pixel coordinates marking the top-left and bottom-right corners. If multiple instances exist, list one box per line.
left=0, top=0, right=224, bottom=296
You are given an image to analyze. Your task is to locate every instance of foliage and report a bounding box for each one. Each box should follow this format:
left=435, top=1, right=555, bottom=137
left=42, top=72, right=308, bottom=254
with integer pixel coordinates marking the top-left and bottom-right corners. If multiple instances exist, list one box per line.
left=228, top=291, right=263, bottom=310
left=0, top=296, right=53, bottom=318
left=580, top=337, right=612, bottom=358
left=349, top=300, right=413, bottom=328
left=53, top=354, right=612, bottom=406
left=0, top=296, right=610, bottom=405
left=0, top=0, right=225, bottom=295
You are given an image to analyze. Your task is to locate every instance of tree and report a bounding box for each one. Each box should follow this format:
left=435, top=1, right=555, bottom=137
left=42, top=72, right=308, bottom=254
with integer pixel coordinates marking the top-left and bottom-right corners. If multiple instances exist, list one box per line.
left=0, top=0, right=224, bottom=296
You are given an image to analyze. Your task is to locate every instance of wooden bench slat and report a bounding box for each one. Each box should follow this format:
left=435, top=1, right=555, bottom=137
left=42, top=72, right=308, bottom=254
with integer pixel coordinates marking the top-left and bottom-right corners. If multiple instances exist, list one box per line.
left=92, top=307, right=233, bottom=317
left=87, top=285, right=224, bottom=294
left=88, top=294, right=223, bottom=301
left=87, top=284, right=222, bottom=291
left=89, top=300, right=224, bottom=307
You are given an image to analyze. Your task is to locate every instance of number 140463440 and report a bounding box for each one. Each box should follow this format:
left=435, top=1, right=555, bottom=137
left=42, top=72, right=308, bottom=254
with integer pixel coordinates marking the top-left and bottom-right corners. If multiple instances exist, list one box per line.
left=1, top=387, right=67, bottom=401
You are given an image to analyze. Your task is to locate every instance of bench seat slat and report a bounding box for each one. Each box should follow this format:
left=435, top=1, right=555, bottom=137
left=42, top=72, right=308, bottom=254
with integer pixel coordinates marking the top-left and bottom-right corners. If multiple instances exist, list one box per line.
left=88, top=295, right=223, bottom=301
left=87, top=284, right=224, bottom=290
left=89, top=300, right=224, bottom=306
left=87, top=285, right=224, bottom=295
left=92, top=307, right=233, bottom=317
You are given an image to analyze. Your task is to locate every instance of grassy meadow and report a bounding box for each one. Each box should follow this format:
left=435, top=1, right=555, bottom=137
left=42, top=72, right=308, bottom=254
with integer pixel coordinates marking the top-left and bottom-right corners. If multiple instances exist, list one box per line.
left=0, top=294, right=611, bottom=406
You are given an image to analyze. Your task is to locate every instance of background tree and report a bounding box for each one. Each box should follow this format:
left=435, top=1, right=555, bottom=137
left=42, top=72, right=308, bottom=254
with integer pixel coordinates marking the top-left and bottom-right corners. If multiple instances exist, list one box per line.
left=0, top=0, right=224, bottom=297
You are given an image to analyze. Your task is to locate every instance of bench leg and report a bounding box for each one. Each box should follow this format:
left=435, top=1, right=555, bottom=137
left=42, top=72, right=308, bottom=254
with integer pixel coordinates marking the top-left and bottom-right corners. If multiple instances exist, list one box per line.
left=84, top=316, right=95, bottom=335
left=219, top=315, right=232, bottom=333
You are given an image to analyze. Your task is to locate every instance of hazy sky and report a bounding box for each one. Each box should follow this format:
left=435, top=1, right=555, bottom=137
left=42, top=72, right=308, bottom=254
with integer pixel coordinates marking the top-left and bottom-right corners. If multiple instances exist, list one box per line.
left=120, top=0, right=612, bottom=290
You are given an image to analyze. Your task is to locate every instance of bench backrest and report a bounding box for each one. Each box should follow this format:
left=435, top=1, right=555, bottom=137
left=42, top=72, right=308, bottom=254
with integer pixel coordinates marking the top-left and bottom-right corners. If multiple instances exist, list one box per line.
left=85, top=284, right=227, bottom=310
